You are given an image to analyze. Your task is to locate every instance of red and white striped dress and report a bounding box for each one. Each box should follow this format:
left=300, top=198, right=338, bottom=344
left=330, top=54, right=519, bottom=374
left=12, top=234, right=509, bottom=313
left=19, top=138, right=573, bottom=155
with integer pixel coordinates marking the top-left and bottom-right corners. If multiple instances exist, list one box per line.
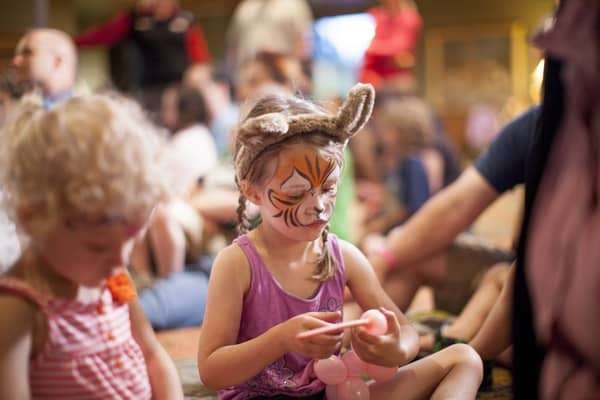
left=0, top=277, right=152, bottom=399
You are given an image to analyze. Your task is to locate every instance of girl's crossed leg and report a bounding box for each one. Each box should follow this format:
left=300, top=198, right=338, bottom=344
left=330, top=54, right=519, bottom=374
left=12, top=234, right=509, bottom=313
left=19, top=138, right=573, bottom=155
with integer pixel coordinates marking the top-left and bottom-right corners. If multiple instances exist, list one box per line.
left=370, top=344, right=483, bottom=399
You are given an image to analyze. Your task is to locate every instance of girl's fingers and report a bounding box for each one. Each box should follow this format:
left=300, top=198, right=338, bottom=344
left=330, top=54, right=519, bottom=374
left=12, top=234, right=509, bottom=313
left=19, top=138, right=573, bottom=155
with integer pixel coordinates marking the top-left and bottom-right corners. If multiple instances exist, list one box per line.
left=307, top=311, right=342, bottom=323
left=351, top=333, right=378, bottom=360
left=380, top=307, right=400, bottom=336
left=306, top=332, right=344, bottom=346
left=353, top=327, right=383, bottom=346
left=305, top=342, right=341, bottom=359
left=351, top=342, right=378, bottom=364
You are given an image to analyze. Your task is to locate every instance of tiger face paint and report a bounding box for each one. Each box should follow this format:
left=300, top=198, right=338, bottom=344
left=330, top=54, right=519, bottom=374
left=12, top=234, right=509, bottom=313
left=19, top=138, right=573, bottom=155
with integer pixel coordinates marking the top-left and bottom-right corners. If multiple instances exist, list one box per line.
left=261, top=145, right=341, bottom=240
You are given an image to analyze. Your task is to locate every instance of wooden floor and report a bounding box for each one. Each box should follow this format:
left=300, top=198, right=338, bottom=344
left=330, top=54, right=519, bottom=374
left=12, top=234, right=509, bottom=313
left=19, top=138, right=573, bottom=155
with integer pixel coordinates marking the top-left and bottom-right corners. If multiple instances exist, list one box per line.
left=157, top=326, right=202, bottom=361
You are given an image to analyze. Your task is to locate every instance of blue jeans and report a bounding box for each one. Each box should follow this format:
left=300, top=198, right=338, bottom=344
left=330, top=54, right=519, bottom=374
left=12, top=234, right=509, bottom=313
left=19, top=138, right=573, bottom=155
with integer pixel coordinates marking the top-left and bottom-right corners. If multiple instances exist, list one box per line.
left=139, top=271, right=209, bottom=330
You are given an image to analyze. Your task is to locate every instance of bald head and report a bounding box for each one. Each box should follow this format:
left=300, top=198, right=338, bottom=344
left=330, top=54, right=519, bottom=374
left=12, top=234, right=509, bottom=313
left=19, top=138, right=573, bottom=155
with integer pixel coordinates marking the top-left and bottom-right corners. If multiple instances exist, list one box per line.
left=34, top=29, right=77, bottom=67
left=13, top=28, right=77, bottom=96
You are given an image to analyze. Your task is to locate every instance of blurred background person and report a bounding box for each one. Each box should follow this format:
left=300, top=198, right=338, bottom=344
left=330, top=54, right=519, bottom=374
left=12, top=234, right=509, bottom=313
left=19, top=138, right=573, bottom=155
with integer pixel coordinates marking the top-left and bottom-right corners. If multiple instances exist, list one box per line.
left=76, top=0, right=211, bottom=114
left=236, top=50, right=310, bottom=103
left=0, top=72, right=26, bottom=274
left=226, top=0, right=313, bottom=80
left=0, top=72, right=24, bottom=126
left=132, top=85, right=218, bottom=330
left=360, top=0, right=423, bottom=89
left=184, top=64, right=239, bottom=158
left=12, top=28, right=77, bottom=108
left=358, top=94, right=459, bottom=240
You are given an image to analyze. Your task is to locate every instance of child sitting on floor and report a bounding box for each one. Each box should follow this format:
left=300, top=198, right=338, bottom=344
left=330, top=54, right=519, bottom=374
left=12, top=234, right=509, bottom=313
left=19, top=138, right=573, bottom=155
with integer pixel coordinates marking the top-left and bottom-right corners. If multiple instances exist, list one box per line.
left=0, top=94, right=183, bottom=399
left=197, top=84, right=483, bottom=399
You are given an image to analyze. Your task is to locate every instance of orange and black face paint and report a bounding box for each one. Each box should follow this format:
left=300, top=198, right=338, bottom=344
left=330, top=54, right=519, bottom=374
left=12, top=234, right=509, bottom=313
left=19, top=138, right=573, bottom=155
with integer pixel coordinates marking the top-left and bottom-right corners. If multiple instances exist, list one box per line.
left=267, top=149, right=338, bottom=228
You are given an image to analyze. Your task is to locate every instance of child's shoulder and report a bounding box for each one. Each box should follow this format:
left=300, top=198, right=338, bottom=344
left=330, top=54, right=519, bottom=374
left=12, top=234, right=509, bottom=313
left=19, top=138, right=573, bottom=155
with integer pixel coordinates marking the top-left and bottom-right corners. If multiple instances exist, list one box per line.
left=0, top=289, right=37, bottom=320
left=334, top=237, right=363, bottom=258
left=0, top=288, right=38, bottom=368
left=0, top=267, right=44, bottom=319
left=216, top=241, right=249, bottom=263
left=0, top=285, right=37, bottom=339
left=212, top=241, right=252, bottom=285
left=334, top=238, right=371, bottom=271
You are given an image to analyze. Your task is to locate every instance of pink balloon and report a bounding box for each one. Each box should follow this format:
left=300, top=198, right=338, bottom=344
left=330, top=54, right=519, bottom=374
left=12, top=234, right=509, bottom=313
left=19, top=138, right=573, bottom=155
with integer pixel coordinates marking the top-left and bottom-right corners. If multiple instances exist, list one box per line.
left=325, top=384, right=339, bottom=400
left=360, top=309, right=387, bottom=335
left=365, top=363, right=396, bottom=382
left=337, top=377, right=370, bottom=400
left=314, top=356, right=348, bottom=385
left=341, top=351, right=367, bottom=378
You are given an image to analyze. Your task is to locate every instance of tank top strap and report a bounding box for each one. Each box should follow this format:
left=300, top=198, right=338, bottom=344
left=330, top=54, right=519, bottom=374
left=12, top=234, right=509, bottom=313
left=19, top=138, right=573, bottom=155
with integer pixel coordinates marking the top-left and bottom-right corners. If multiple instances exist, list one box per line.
left=327, top=234, right=346, bottom=282
left=233, top=234, right=269, bottom=283
left=0, top=276, right=49, bottom=316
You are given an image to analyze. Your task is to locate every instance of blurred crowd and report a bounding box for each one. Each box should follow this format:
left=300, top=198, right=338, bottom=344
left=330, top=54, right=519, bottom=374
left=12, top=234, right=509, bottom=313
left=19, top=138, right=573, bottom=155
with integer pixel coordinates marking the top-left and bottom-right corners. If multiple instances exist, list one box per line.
left=1, top=0, right=452, bottom=330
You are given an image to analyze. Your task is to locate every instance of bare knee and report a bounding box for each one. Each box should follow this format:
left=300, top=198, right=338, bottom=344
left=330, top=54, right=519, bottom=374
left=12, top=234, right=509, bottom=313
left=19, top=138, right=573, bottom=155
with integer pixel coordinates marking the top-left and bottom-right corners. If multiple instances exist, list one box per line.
left=447, top=344, right=483, bottom=379
left=480, top=263, right=510, bottom=290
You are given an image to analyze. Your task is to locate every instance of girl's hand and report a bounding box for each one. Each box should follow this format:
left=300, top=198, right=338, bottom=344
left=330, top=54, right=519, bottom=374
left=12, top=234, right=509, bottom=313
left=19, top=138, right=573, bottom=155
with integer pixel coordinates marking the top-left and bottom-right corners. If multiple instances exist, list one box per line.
left=350, top=308, right=411, bottom=367
left=278, top=311, right=343, bottom=360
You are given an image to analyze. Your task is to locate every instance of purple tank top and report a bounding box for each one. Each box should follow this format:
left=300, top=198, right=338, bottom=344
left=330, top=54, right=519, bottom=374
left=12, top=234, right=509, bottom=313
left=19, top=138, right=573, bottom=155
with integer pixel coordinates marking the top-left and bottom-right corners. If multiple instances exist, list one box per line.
left=218, top=234, right=347, bottom=400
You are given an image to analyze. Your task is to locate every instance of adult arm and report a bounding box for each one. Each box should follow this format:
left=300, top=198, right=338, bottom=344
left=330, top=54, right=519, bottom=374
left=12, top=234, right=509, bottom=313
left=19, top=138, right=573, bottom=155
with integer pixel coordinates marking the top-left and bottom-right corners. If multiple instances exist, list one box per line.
left=371, top=167, right=499, bottom=275
left=148, top=203, right=186, bottom=278
left=75, top=11, right=132, bottom=47
left=185, top=25, right=212, bottom=64
left=191, top=188, right=239, bottom=223
left=372, top=105, right=540, bottom=275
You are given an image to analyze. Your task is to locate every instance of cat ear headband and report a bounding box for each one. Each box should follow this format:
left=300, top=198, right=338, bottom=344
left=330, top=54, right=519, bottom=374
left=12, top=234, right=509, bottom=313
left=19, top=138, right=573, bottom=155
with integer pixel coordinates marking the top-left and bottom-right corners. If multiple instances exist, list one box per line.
left=235, top=83, right=375, bottom=182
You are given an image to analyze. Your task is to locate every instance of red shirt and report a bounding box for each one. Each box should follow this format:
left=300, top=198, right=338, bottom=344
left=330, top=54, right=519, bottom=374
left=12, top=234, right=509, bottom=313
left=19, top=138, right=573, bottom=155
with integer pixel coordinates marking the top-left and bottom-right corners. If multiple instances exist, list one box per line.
left=360, top=7, right=423, bottom=86
left=76, top=10, right=211, bottom=64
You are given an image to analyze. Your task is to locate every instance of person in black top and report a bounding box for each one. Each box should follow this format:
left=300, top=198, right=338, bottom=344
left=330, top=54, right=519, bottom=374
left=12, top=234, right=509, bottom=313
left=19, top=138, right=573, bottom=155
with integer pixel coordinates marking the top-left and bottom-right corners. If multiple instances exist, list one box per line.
left=369, top=106, right=541, bottom=311
left=76, top=0, right=211, bottom=112
left=474, top=106, right=540, bottom=193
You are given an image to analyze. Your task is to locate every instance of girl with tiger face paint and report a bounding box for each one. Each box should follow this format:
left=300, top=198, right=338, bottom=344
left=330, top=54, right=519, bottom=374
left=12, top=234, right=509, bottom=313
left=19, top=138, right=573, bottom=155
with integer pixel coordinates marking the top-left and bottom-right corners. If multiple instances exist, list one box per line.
left=198, top=85, right=483, bottom=400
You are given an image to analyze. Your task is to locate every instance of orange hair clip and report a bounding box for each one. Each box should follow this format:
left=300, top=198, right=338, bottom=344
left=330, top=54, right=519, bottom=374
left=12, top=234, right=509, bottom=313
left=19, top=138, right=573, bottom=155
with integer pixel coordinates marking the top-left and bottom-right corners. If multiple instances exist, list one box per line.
left=106, top=271, right=137, bottom=304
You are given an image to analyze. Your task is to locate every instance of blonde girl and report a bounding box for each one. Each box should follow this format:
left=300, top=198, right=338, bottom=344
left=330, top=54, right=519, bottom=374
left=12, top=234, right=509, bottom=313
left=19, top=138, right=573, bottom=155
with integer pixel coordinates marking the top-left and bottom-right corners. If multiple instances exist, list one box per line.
left=0, top=94, right=183, bottom=399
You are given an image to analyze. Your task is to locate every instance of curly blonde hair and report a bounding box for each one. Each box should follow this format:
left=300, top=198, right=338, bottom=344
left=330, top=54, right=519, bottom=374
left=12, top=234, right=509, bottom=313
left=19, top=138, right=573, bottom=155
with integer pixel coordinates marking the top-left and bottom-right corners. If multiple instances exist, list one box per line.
left=0, top=93, right=170, bottom=234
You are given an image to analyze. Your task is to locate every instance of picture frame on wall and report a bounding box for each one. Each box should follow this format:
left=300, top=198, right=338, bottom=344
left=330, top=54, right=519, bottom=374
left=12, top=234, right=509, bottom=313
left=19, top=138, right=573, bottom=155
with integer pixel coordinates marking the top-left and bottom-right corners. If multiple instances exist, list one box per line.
left=424, top=22, right=530, bottom=155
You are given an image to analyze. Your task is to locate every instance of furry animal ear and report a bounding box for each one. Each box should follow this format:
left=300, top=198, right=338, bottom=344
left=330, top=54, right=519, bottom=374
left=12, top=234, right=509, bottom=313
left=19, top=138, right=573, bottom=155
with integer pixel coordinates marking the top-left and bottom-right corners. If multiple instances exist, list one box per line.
left=236, top=112, right=289, bottom=147
left=336, top=83, right=375, bottom=138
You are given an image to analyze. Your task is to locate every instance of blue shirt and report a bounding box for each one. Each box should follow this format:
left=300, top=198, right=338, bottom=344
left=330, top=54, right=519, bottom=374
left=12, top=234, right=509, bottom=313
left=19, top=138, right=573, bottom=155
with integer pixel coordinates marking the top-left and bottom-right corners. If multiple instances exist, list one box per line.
left=42, top=91, right=73, bottom=110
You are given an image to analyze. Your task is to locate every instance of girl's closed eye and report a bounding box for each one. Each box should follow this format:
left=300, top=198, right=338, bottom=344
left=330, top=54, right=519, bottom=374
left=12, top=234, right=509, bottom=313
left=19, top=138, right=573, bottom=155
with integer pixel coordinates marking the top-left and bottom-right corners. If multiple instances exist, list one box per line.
left=323, top=185, right=338, bottom=194
left=286, top=191, right=306, bottom=200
